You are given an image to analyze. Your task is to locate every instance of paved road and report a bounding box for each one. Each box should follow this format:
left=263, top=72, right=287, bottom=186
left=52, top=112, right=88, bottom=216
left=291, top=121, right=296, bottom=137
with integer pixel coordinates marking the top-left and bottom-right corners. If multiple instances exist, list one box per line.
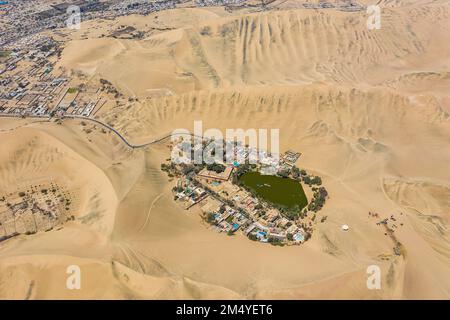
left=0, top=114, right=199, bottom=149
left=63, top=115, right=204, bottom=148
left=62, top=115, right=161, bottom=148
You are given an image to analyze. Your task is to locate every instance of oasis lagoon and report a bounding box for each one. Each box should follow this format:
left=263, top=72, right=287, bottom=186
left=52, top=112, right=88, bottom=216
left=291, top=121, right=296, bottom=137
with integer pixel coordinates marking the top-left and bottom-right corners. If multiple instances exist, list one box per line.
left=239, top=171, right=308, bottom=210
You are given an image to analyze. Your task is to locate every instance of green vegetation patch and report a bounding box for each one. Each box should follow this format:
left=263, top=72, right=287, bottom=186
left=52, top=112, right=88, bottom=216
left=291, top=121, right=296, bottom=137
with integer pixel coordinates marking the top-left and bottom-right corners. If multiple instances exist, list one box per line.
left=239, top=171, right=308, bottom=210
left=206, top=163, right=226, bottom=173
left=0, top=51, right=11, bottom=58
left=67, top=87, right=78, bottom=94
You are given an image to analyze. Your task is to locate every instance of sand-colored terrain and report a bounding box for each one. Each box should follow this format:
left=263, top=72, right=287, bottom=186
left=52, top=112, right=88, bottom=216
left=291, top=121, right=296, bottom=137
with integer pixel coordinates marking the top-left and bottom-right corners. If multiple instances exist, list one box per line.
left=0, top=1, right=449, bottom=299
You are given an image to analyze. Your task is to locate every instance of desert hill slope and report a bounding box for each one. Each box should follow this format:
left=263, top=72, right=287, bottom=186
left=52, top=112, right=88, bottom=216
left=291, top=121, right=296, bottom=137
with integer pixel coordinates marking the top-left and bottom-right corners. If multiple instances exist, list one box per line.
left=57, top=5, right=450, bottom=96
left=0, top=2, right=449, bottom=299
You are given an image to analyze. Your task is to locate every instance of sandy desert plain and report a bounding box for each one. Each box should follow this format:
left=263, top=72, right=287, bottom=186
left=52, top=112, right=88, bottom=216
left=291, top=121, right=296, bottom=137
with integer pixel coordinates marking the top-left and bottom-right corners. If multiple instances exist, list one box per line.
left=0, top=0, right=449, bottom=299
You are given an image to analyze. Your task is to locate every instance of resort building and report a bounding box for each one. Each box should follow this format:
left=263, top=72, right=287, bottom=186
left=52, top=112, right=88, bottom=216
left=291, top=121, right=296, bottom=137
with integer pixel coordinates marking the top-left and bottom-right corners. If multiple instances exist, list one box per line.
left=197, top=166, right=234, bottom=181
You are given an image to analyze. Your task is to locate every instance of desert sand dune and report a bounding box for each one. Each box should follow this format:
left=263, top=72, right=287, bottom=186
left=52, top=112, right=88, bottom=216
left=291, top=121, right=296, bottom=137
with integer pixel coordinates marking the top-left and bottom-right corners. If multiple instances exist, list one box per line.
left=57, top=5, right=450, bottom=95
left=1, top=2, right=449, bottom=299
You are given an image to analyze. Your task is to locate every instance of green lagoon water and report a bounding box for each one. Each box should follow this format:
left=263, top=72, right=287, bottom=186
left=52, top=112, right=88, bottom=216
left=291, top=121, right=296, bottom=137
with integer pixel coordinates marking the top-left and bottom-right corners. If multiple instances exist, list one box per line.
left=239, top=171, right=308, bottom=209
